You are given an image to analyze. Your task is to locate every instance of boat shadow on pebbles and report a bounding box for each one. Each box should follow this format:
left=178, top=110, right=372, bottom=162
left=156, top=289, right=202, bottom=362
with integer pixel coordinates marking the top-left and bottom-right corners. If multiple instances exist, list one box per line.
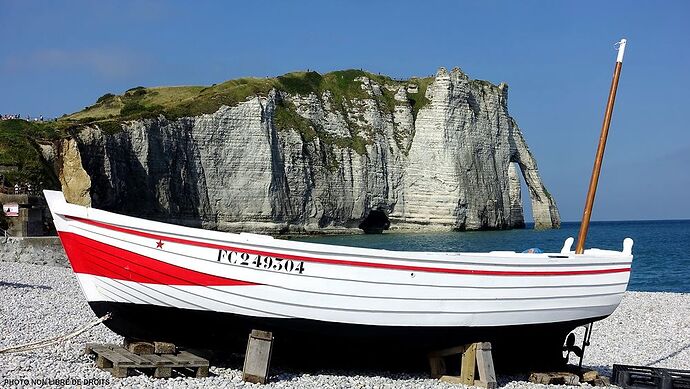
left=187, top=331, right=569, bottom=374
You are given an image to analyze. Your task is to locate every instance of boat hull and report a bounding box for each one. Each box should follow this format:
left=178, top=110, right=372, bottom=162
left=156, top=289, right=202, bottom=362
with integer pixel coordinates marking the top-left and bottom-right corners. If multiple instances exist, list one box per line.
left=42, top=190, right=633, bottom=367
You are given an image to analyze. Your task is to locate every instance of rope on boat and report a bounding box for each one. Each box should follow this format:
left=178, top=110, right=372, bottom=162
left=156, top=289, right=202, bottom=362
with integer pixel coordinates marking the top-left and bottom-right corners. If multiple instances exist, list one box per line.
left=0, top=313, right=111, bottom=354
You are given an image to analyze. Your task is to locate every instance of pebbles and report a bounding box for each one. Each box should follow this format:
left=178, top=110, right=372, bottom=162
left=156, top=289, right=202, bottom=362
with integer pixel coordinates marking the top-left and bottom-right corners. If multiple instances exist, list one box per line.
left=1, top=261, right=688, bottom=388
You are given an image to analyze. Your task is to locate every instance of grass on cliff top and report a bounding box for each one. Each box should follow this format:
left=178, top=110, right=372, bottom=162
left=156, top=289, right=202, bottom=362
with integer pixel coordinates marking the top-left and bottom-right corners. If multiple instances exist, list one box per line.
left=56, top=70, right=437, bottom=155
left=67, top=86, right=205, bottom=121
left=63, top=69, right=435, bottom=125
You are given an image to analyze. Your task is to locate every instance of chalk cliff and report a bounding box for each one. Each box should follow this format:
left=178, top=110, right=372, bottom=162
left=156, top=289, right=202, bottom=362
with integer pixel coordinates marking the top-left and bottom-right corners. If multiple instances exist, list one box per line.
left=55, top=67, right=560, bottom=233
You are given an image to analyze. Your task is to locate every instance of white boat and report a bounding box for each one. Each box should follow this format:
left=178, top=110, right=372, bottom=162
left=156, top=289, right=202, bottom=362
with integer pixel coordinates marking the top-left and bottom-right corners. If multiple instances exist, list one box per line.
left=44, top=39, right=632, bottom=367
left=44, top=189, right=632, bottom=364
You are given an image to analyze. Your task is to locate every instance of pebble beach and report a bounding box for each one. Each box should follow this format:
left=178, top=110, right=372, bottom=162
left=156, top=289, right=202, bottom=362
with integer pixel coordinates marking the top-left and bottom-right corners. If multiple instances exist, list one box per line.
left=1, top=261, right=688, bottom=389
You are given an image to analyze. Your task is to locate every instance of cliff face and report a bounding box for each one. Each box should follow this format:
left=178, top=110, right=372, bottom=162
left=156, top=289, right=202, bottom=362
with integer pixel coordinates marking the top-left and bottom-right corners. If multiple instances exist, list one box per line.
left=58, top=67, right=560, bottom=233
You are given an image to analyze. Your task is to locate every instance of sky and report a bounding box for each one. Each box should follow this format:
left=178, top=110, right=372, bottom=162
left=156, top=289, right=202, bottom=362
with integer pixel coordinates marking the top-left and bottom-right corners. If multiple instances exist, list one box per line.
left=1, top=0, right=689, bottom=222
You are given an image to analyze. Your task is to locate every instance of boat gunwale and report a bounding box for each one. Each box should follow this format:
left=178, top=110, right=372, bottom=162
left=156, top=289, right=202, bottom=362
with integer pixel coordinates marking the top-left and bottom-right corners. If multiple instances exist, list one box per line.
left=45, top=190, right=634, bottom=269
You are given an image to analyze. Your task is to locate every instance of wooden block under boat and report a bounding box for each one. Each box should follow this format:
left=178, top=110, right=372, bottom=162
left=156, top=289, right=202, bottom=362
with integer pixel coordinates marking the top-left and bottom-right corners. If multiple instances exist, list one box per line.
left=123, top=339, right=154, bottom=355
left=153, top=341, right=176, bottom=354
left=428, top=342, right=496, bottom=389
left=243, top=329, right=274, bottom=384
left=529, top=372, right=580, bottom=385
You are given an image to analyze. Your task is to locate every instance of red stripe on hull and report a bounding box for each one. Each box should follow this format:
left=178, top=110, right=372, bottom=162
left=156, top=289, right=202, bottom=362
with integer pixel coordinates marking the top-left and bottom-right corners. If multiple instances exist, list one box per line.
left=58, top=231, right=256, bottom=286
left=65, top=216, right=631, bottom=277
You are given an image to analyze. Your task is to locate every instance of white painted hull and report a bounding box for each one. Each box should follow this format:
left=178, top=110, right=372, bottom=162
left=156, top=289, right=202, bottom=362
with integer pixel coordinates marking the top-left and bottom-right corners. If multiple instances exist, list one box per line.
left=44, top=190, right=633, bottom=341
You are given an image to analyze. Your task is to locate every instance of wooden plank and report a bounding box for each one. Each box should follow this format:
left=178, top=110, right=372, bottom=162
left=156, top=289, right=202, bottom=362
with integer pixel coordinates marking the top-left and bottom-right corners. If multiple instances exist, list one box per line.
left=96, top=355, right=112, bottom=369
left=85, top=343, right=120, bottom=352
left=88, top=344, right=117, bottom=356
left=428, top=356, right=446, bottom=379
left=142, top=353, right=175, bottom=367
left=110, top=367, right=128, bottom=378
left=111, top=346, right=153, bottom=366
left=460, top=343, right=476, bottom=385
left=475, top=380, right=496, bottom=389
left=440, top=375, right=465, bottom=384
left=176, top=351, right=209, bottom=366
left=153, top=367, right=172, bottom=378
left=97, top=349, right=137, bottom=367
left=161, top=353, right=191, bottom=366
left=195, top=366, right=209, bottom=378
left=84, top=343, right=97, bottom=355
left=475, top=342, right=497, bottom=389
left=243, top=330, right=274, bottom=384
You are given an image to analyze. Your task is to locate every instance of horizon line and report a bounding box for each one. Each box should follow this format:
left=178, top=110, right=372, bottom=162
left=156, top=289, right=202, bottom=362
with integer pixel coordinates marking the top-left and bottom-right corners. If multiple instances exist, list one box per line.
left=526, top=218, right=690, bottom=224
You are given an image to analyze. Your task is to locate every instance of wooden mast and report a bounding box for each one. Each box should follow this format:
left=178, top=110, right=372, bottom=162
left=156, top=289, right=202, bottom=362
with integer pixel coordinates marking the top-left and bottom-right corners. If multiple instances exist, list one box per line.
left=575, top=39, right=627, bottom=254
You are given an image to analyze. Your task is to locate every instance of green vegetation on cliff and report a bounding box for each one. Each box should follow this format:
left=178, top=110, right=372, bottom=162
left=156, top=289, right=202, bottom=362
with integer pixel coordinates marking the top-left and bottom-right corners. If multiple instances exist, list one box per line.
left=273, top=98, right=369, bottom=157
left=58, top=69, right=437, bottom=158
left=0, top=69, right=448, bottom=187
left=64, top=69, right=433, bottom=126
left=274, top=100, right=316, bottom=141
left=0, top=119, right=62, bottom=188
left=407, top=77, right=433, bottom=119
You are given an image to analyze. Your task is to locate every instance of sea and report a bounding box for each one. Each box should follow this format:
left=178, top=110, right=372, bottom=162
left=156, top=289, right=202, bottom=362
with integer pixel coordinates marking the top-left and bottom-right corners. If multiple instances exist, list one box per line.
left=295, top=220, right=690, bottom=293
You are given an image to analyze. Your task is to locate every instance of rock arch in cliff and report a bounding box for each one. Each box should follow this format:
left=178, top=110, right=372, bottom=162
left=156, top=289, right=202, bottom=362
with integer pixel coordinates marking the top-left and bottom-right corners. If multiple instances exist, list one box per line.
left=396, top=67, right=560, bottom=230
left=507, top=117, right=560, bottom=229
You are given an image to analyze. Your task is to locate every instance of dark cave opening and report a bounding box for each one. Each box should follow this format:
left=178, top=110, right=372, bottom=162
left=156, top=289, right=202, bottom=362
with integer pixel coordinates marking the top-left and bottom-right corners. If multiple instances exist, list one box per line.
left=358, top=209, right=391, bottom=234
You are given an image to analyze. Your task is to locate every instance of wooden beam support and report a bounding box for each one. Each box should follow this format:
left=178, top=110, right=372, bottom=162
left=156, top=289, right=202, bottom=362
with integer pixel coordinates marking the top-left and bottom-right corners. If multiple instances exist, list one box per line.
left=243, top=329, right=274, bottom=384
left=428, top=342, right=496, bottom=388
left=460, top=343, right=476, bottom=385
left=429, top=356, right=446, bottom=379
left=475, top=342, right=497, bottom=389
